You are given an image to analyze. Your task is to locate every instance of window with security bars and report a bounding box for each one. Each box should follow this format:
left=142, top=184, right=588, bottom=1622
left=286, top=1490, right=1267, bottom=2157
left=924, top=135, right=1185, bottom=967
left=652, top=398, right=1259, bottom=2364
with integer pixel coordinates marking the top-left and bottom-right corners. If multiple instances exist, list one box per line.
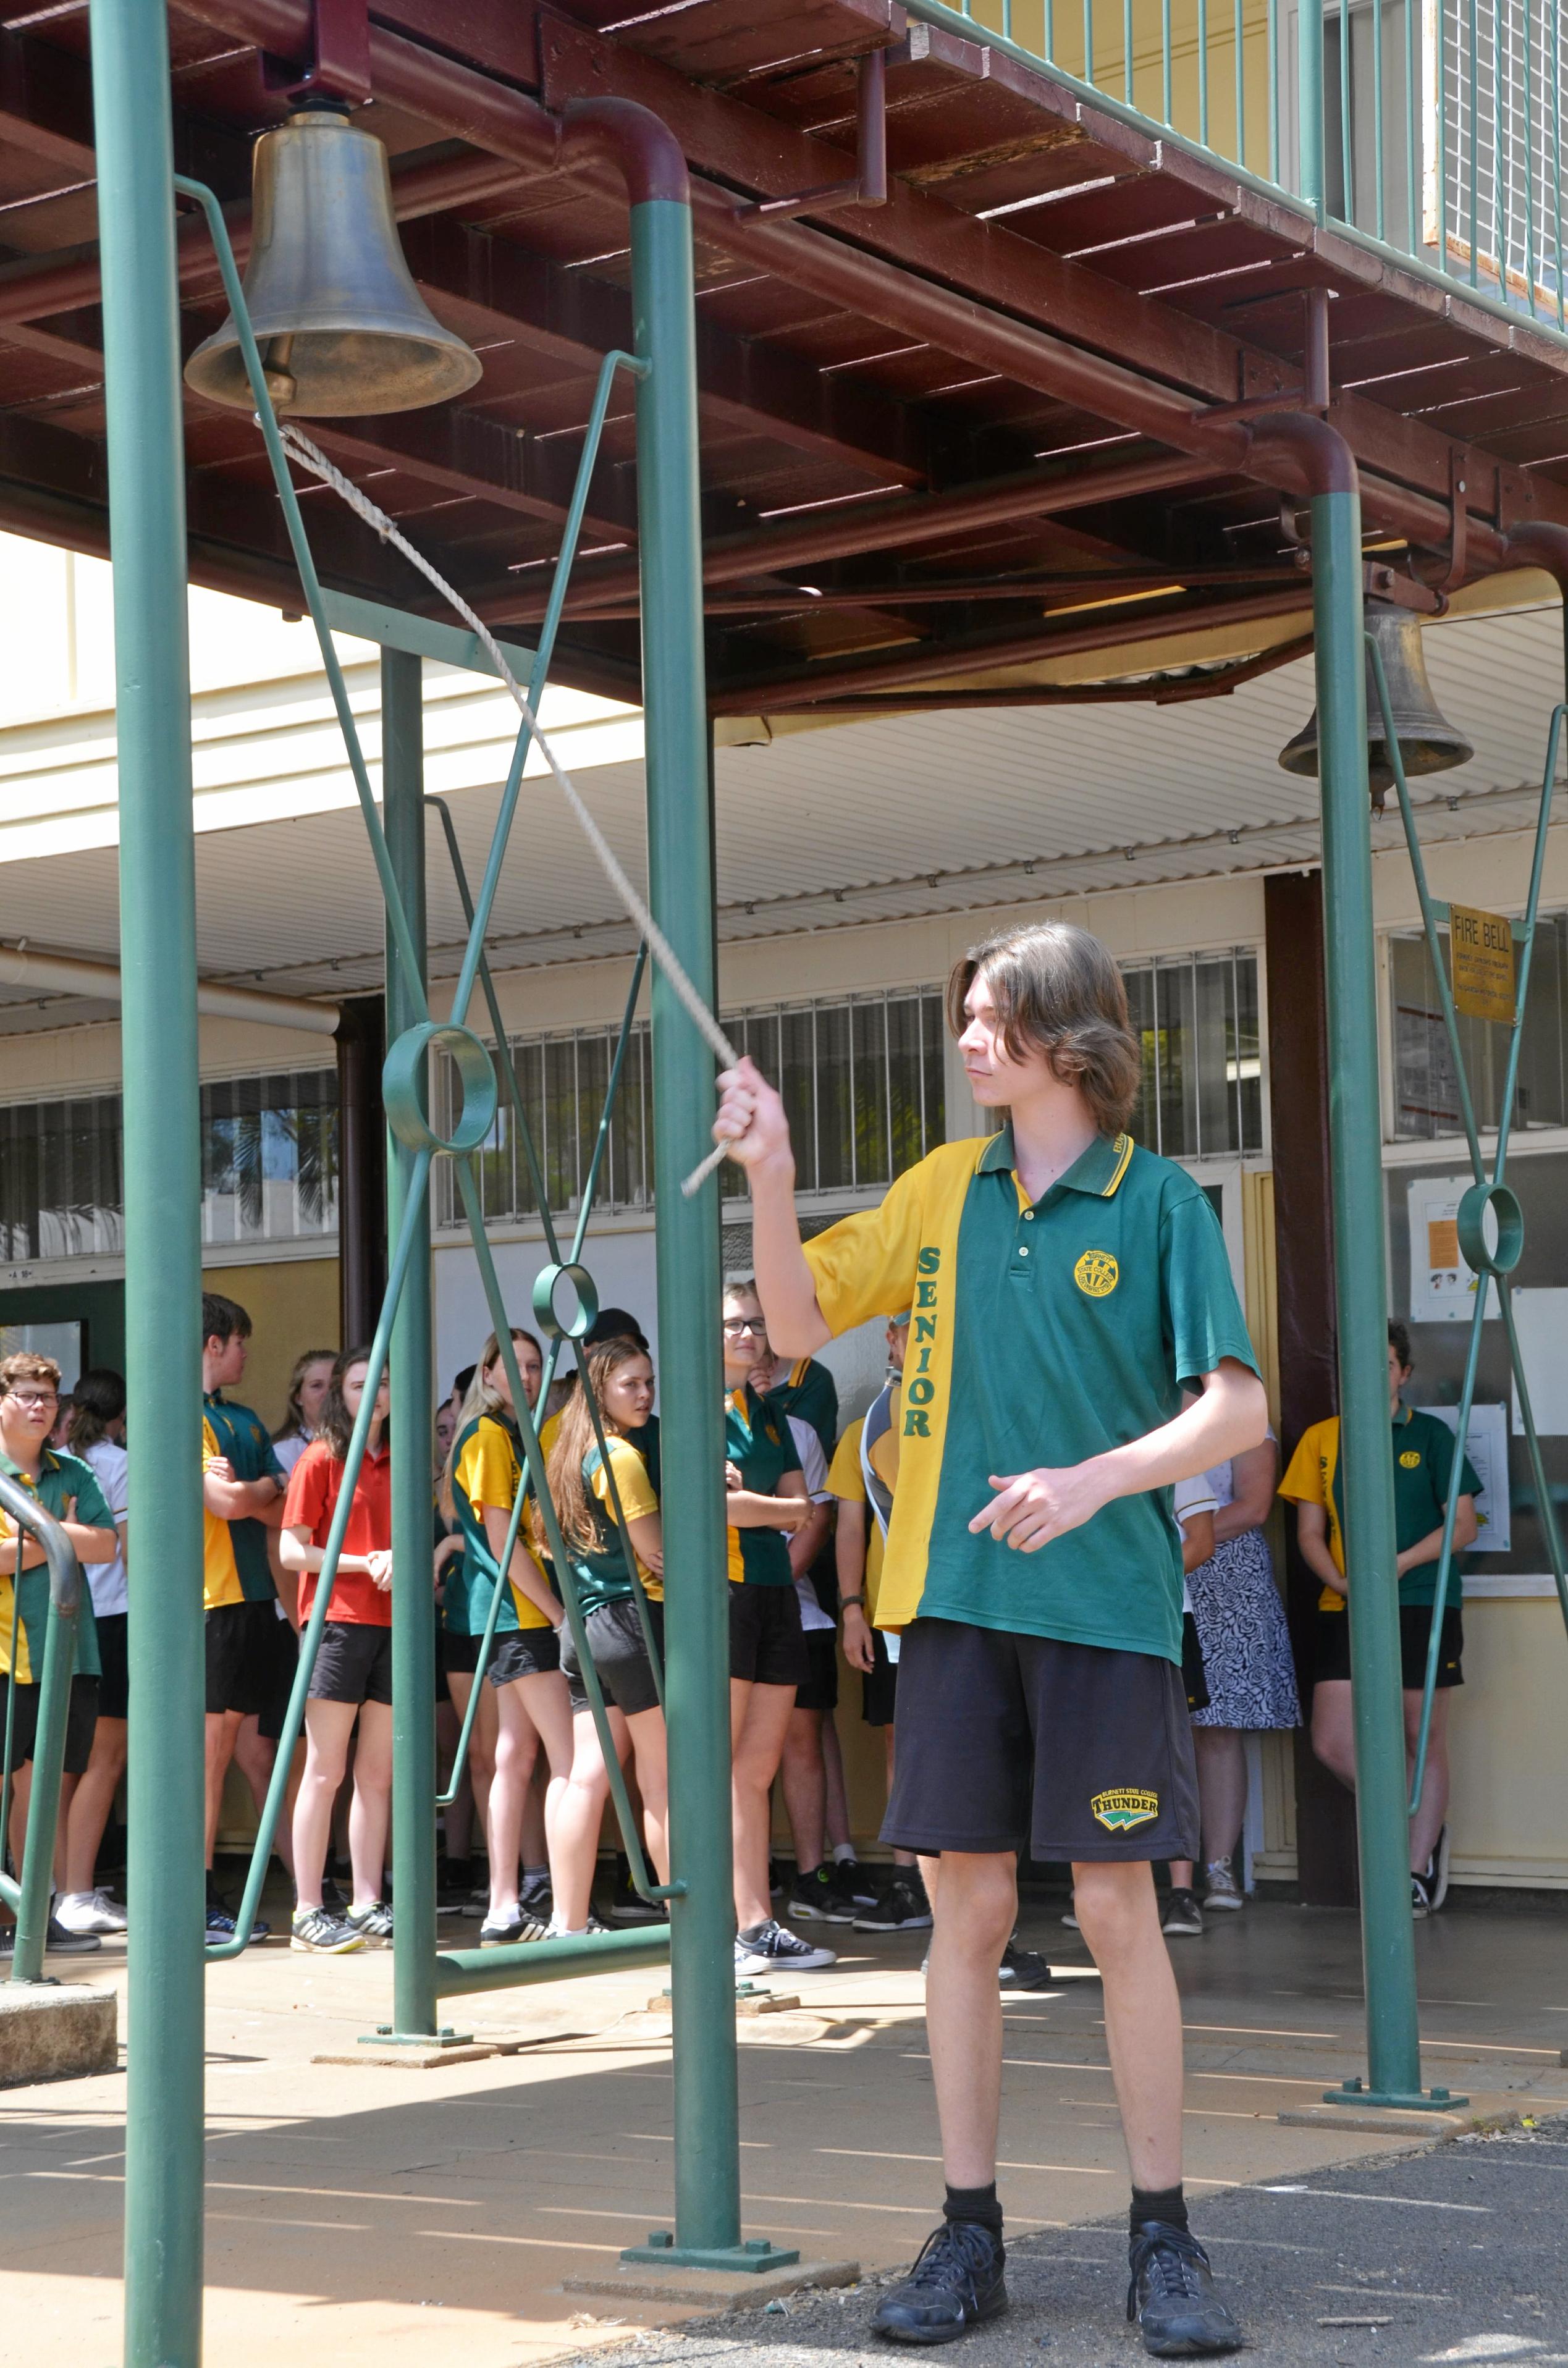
left=0, top=1070, right=338, bottom=1265
left=1431, top=0, right=1568, bottom=324
left=1390, top=911, right=1568, bottom=1137
left=1122, top=951, right=1263, bottom=1161
left=439, top=987, right=948, bottom=1226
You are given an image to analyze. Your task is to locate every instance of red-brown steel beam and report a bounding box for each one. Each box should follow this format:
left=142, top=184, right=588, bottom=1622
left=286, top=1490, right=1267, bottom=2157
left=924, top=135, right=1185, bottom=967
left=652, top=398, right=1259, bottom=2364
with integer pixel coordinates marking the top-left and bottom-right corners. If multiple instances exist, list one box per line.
left=706, top=585, right=1313, bottom=710
left=480, top=450, right=1211, bottom=621
left=170, top=0, right=1556, bottom=581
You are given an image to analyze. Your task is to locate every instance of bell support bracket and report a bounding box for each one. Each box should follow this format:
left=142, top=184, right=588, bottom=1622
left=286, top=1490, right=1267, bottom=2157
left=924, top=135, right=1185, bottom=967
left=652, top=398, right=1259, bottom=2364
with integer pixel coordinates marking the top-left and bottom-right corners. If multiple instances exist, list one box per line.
left=264, top=0, right=371, bottom=109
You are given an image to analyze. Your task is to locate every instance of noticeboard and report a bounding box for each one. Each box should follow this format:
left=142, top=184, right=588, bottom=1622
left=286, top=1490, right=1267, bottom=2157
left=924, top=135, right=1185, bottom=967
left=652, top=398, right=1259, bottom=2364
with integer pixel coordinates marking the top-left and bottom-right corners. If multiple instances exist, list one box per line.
left=1448, top=904, right=1517, bottom=1024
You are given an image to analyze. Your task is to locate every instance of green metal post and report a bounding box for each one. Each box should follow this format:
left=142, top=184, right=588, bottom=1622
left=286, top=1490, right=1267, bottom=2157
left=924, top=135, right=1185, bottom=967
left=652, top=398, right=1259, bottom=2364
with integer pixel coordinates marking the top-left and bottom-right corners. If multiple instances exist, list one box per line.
left=1310, top=473, right=1430, bottom=2109
left=1299, top=0, right=1326, bottom=217
left=630, top=190, right=743, bottom=2259
left=382, top=649, right=441, bottom=2041
left=90, top=1, right=207, bottom=2356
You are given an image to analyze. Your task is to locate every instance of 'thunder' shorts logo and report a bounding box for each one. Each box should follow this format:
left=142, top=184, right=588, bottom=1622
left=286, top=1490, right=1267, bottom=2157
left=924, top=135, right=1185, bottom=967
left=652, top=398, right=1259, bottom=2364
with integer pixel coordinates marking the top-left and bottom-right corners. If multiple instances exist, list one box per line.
left=1074, top=1249, right=1119, bottom=1297
left=1091, top=1787, right=1159, bottom=1832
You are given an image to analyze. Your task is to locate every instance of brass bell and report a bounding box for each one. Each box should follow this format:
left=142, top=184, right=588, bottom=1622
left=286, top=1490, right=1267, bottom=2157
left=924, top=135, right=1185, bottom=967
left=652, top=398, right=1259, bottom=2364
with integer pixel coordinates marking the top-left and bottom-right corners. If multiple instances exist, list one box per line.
left=1278, top=600, right=1473, bottom=812
left=185, top=109, right=481, bottom=417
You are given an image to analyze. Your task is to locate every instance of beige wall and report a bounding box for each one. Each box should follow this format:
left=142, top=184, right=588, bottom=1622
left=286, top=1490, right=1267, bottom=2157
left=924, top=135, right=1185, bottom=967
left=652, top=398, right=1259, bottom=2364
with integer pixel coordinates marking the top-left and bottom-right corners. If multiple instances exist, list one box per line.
left=1445, top=1600, right=1568, bottom=1887
left=203, top=1255, right=339, bottom=1435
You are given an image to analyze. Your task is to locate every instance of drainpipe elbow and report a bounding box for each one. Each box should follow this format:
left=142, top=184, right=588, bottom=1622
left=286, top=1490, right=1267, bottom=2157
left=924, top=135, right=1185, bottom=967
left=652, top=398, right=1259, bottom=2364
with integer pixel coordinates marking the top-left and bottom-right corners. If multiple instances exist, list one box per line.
left=1245, top=411, right=1358, bottom=501
left=558, top=97, right=689, bottom=208
left=1501, top=521, right=1568, bottom=596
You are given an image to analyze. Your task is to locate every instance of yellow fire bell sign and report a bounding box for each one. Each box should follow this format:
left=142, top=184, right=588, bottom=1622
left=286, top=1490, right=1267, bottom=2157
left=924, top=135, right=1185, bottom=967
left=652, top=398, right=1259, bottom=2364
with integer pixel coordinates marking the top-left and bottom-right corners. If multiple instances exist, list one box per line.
left=1449, top=904, right=1517, bottom=1025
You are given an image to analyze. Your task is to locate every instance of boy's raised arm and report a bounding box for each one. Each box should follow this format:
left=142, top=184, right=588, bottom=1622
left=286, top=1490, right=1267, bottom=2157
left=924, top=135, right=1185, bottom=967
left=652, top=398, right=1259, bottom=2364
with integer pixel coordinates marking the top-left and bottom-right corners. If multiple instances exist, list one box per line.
left=714, top=1056, right=829, bottom=1357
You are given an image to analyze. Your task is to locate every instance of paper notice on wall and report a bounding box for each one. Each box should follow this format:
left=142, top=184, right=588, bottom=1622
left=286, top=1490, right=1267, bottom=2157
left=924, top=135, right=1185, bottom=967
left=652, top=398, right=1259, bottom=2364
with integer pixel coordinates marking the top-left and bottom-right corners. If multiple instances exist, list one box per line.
left=1509, top=1287, right=1568, bottom=1436
left=1407, top=1174, right=1499, bottom=1323
left=1415, top=1402, right=1511, bottom=1551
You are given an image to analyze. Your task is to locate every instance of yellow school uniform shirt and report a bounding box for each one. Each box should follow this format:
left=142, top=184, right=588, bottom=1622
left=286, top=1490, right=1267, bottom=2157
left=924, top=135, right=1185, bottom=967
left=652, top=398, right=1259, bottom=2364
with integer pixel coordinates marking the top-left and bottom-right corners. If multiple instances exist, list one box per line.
left=453, top=1414, right=554, bottom=1631
left=201, top=1416, right=246, bottom=1612
left=589, top=1435, right=663, bottom=1596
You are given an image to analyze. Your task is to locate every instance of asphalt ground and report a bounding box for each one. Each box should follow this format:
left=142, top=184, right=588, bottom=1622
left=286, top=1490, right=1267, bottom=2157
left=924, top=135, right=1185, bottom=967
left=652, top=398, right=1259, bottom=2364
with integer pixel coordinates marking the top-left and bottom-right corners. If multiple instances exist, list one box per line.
left=566, top=2115, right=1568, bottom=2367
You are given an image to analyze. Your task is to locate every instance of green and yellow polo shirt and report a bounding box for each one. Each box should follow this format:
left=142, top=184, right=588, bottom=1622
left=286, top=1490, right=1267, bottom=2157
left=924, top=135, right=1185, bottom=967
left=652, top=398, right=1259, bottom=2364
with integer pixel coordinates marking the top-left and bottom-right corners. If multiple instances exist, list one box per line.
left=803, top=1127, right=1259, bottom=1664
left=0, top=1446, right=109, bottom=1683
left=762, top=1356, right=839, bottom=1464
left=1279, top=1405, right=1480, bottom=1612
left=725, top=1384, right=801, bottom=1587
left=203, top=1392, right=285, bottom=1603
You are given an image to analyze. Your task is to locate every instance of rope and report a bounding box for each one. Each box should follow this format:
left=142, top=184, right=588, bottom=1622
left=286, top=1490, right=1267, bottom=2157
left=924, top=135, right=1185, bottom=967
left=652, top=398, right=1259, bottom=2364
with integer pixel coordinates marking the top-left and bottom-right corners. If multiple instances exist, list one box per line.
left=274, top=422, right=743, bottom=1197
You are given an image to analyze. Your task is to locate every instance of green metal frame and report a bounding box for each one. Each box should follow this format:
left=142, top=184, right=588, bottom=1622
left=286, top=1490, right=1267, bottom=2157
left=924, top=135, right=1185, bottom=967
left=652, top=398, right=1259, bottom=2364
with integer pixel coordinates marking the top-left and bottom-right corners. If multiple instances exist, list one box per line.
left=0, top=1478, right=83, bottom=1984
left=1370, top=653, right=1568, bottom=1810
left=97, top=67, right=770, bottom=2356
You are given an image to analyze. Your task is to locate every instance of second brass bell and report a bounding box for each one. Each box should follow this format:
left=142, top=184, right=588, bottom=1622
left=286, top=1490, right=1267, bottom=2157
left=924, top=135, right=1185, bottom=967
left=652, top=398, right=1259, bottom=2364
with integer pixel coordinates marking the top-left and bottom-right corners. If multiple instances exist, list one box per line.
left=1279, top=599, right=1473, bottom=811
left=185, top=108, right=481, bottom=418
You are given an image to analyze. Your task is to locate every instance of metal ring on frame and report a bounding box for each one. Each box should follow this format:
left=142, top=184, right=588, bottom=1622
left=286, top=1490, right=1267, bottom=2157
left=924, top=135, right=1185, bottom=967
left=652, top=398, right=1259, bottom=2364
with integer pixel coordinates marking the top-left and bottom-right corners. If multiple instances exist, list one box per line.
left=382, top=1021, right=499, bottom=1154
left=1456, top=1180, right=1524, bottom=1277
left=533, top=1261, right=601, bottom=1341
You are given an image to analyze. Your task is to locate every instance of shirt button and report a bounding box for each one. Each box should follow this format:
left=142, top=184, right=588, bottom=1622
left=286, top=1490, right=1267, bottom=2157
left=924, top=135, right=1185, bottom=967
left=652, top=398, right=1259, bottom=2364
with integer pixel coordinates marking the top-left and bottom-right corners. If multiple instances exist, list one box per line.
left=1018, top=1245, right=1030, bottom=1258
left=1023, top=1210, right=1034, bottom=1221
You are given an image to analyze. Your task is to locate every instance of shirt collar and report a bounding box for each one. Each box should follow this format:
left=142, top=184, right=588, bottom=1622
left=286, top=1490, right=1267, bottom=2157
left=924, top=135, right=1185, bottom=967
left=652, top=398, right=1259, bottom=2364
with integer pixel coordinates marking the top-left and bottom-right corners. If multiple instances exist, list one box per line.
left=1393, top=1401, right=1413, bottom=1427
left=977, top=1123, right=1134, bottom=1199
left=0, top=1444, right=53, bottom=1486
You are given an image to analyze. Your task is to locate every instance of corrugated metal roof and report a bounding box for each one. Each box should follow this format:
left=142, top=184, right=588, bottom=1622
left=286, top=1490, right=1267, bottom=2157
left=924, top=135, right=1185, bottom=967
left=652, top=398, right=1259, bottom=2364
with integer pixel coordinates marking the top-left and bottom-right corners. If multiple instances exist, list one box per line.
left=1, top=599, right=1564, bottom=1021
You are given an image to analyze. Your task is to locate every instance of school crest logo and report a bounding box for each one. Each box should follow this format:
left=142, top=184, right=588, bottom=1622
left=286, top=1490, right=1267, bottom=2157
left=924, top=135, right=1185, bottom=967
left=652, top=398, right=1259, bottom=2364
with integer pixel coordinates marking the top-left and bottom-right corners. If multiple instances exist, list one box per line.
left=1074, top=1249, right=1119, bottom=1298
left=1399, top=1449, right=1421, bottom=1468
left=1091, top=1787, right=1159, bottom=1832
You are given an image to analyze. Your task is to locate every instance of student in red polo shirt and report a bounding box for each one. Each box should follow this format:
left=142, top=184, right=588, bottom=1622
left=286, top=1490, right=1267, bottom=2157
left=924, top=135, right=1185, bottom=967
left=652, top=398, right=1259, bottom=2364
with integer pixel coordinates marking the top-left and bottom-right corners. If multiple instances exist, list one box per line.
left=279, top=1347, right=394, bottom=1954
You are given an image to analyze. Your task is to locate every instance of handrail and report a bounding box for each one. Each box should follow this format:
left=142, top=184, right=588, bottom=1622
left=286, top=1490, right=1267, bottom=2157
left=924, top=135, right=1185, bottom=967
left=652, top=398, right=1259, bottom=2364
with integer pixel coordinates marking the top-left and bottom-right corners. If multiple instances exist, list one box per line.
left=0, top=1470, right=83, bottom=1983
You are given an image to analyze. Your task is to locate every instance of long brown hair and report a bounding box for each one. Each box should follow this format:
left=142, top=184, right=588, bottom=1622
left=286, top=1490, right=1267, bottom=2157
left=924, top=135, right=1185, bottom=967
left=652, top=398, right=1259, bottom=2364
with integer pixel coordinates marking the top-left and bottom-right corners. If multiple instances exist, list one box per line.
left=544, top=1338, right=652, bottom=1555
left=318, top=1346, right=386, bottom=1462
left=274, top=1346, right=336, bottom=1442
left=439, top=1326, right=541, bottom=1522
left=946, top=920, right=1140, bottom=1136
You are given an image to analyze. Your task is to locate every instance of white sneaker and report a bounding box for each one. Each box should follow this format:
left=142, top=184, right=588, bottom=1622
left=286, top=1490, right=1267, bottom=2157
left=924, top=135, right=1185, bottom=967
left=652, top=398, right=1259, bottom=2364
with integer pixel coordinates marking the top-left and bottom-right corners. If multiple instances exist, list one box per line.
left=1203, top=1859, right=1244, bottom=1911
left=53, top=1889, right=128, bottom=1936
left=734, top=1919, right=835, bottom=1974
left=1061, top=1896, right=1081, bottom=1930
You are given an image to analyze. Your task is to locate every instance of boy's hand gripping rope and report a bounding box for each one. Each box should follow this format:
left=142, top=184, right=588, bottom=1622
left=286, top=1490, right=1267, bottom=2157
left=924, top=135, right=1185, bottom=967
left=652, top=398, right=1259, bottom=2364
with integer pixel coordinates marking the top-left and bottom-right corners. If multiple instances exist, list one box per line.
left=274, top=421, right=744, bottom=1197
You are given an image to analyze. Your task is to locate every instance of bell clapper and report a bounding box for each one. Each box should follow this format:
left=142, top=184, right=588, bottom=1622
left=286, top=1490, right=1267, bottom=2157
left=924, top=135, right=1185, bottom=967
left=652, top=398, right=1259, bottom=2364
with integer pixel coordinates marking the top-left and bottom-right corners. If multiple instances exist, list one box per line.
left=262, top=334, right=296, bottom=413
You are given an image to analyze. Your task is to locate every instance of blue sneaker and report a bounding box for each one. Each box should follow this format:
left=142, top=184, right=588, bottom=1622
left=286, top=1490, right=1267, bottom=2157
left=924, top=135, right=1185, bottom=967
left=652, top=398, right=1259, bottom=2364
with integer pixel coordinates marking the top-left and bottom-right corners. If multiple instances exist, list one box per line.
left=870, top=2219, right=1007, bottom=2343
left=1128, top=2222, right=1241, bottom=2356
left=205, top=1903, right=270, bottom=1947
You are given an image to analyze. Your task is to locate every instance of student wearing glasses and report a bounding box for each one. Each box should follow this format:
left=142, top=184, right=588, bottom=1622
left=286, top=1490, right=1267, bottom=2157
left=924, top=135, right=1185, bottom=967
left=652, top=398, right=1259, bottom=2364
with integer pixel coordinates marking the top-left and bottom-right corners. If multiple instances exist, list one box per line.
left=0, top=1354, right=117, bottom=1960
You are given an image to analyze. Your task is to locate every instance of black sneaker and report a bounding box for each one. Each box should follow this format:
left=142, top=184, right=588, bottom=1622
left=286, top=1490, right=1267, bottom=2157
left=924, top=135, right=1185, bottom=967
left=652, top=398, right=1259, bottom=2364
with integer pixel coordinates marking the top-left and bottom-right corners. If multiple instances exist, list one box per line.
left=520, top=1871, right=554, bottom=1925
left=205, top=1904, right=270, bottom=1947
left=788, top=1865, right=856, bottom=1924
left=1161, top=1888, right=1204, bottom=1937
left=734, top=1918, right=835, bottom=1974
left=2, top=1916, right=102, bottom=1957
left=479, top=1908, right=548, bottom=1946
left=436, top=1856, right=474, bottom=1910
left=1128, top=2222, right=1241, bottom=2357
left=290, top=1907, right=365, bottom=1954
left=605, top=1871, right=662, bottom=1925
left=1426, top=1823, right=1451, bottom=1911
left=870, top=2219, right=1008, bottom=2344
left=854, top=1876, right=933, bottom=1932
left=345, top=1899, right=394, bottom=1944
left=1410, top=1870, right=1433, bottom=1919
left=833, top=1856, right=881, bottom=1908
left=998, top=1935, right=1052, bottom=1991
left=320, top=1876, right=349, bottom=1917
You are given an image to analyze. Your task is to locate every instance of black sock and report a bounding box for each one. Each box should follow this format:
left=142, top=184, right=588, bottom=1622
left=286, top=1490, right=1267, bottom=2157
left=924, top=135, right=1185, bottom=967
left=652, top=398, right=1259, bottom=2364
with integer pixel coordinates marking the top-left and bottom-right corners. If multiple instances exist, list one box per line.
left=944, top=2181, right=1003, bottom=2233
left=1131, top=2183, right=1188, bottom=2235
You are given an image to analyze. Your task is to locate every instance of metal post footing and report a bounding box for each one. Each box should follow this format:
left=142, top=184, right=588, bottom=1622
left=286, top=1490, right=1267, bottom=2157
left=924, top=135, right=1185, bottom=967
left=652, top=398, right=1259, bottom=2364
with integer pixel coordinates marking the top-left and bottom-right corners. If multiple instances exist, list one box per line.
left=1322, top=2076, right=1470, bottom=2110
left=621, top=2234, right=803, bottom=2272
left=360, top=2023, right=476, bottom=2047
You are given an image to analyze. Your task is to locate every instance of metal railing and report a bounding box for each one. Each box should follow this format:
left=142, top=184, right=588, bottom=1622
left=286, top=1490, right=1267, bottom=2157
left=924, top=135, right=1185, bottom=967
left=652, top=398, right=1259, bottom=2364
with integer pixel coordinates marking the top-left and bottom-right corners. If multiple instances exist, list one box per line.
left=0, top=1473, right=83, bottom=1985
left=907, top=0, right=1568, bottom=337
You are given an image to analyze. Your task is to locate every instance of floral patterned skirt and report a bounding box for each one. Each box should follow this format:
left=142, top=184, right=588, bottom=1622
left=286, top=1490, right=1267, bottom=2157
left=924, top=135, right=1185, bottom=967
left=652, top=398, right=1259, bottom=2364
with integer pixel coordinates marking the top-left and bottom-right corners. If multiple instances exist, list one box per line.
left=1187, top=1527, right=1301, bottom=1731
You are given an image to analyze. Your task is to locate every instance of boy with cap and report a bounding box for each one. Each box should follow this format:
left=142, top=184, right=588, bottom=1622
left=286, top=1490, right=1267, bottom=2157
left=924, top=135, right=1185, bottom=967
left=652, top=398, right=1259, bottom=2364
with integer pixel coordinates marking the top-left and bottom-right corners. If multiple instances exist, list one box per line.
left=715, top=919, right=1265, bottom=2357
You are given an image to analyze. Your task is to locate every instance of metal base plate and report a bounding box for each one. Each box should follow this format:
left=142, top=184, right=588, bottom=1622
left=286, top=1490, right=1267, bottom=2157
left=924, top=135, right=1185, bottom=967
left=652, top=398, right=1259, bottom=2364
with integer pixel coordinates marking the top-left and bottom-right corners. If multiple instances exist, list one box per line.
left=1321, top=2078, right=1470, bottom=2110
left=621, top=2235, right=801, bottom=2272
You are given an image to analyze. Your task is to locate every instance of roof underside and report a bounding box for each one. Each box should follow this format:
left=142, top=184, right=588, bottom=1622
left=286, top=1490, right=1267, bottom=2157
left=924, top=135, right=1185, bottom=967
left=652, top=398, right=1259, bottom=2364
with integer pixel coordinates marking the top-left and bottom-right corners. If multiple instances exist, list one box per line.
left=1, top=0, right=1567, bottom=717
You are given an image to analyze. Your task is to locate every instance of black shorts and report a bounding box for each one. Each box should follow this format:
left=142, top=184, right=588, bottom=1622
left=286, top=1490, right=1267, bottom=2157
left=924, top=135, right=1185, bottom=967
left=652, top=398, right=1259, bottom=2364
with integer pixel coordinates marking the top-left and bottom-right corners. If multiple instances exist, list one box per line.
left=96, top=1610, right=129, bottom=1722
left=562, top=1596, right=664, bottom=1719
left=885, top=1617, right=1200, bottom=1864
left=728, top=1582, right=807, bottom=1689
left=307, top=1619, right=394, bottom=1707
left=862, top=1627, right=899, bottom=1727
left=1181, top=1610, right=1210, bottom=1715
left=442, top=1627, right=494, bottom=1678
left=488, top=1627, right=562, bottom=1687
left=795, top=1625, right=839, bottom=1714
left=1314, top=1604, right=1465, bottom=1689
left=256, top=1606, right=299, bottom=1740
left=204, top=1599, right=286, bottom=1719
left=0, top=1673, right=99, bottom=1776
